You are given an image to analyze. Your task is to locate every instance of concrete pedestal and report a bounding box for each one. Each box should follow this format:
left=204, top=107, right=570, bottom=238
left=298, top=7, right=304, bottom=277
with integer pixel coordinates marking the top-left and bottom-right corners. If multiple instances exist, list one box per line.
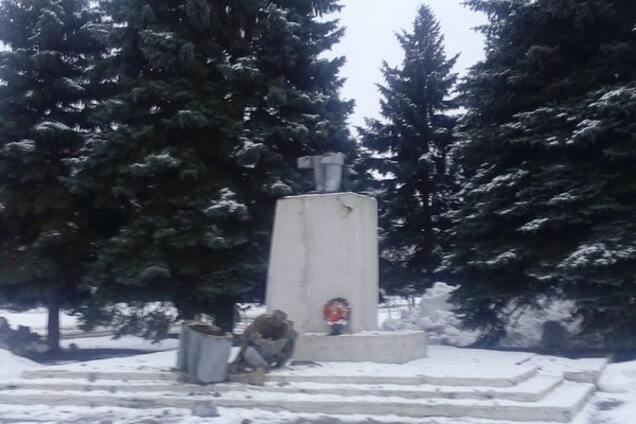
left=266, top=192, right=427, bottom=363
left=293, top=331, right=428, bottom=364
left=266, top=193, right=379, bottom=334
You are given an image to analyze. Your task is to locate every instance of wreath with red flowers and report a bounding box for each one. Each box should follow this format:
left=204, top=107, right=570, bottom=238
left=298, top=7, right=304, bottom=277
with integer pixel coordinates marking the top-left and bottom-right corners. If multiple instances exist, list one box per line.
left=323, top=298, right=350, bottom=335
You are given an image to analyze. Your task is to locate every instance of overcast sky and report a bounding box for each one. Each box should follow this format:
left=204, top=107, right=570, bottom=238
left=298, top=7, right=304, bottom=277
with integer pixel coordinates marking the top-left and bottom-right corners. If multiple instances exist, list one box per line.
left=330, top=0, right=487, bottom=131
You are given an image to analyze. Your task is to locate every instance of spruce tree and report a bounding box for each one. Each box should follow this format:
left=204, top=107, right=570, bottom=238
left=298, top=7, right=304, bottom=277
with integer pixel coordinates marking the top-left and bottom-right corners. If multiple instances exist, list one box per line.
left=72, top=0, right=355, bottom=334
left=359, top=5, right=458, bottom=294
left=234, top=0, right=355, bottom=169
left=447, top=0, right=636, bottom=346
left=0, top=0, right=105, bottom=351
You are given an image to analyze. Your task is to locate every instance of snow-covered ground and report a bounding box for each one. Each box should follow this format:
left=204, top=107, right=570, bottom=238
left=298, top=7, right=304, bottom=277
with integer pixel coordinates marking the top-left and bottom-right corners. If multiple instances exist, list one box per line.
left=0, top=308, right=80, bottom=333
left=0, top=298, right=632, bottom=423
left=581, top=360, right=636, bottom=424
left=0, top=348, right=38, bottom=379
left=0, top=344, right=633, bottom=423
left=0, top=403, right=579, bottom=424
left=60, top=335, right=179, bottom=351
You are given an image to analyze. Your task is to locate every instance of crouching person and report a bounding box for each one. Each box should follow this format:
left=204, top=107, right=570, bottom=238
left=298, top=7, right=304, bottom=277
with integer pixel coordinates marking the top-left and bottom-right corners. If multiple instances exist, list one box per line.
left=229, top=310, right=297, bottom=384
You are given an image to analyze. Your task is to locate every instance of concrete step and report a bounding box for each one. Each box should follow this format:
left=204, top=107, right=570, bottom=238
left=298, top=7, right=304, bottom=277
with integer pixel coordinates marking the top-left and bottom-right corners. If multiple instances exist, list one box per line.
left=0, top=380, right=594, bottom=422
left=21, top=369, right=178, bottom=382
left=59, top=329, right=115, bottom=340
left=231, top=373, right=563, bottom=402
left=12, top=348, right=607, bottom=423
left=262, top=365, right=539, bottom=387
left=0, top=373, right=563, bottom=403
left=22, top=365, right=539, bottom=388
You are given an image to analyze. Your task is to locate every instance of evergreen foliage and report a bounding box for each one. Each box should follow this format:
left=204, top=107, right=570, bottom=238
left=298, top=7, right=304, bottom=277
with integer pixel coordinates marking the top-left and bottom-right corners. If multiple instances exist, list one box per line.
left=447, top=0, right=636, bottom=346
left=0, top=0, right=105, bottom=350
left=359, top=5, right=458, bottom=294
left=71, top=0, right=355, bottom=333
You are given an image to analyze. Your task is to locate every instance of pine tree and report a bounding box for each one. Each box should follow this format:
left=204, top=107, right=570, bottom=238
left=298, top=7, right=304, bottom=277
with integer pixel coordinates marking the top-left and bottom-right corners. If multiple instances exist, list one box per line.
left=0, top=0, right=105, bottom=351
left=447, top=0, right=636, bottom=346
left=72, top=0, right=355, bottom=334
left=359, top=5, right=458, bottom=295
left=234, top=0, right=355, bottom=170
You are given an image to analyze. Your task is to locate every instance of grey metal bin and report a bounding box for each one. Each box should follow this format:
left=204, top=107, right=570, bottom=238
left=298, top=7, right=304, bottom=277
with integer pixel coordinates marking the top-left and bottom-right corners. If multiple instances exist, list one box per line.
left=176, top=324, right=233, bottom=384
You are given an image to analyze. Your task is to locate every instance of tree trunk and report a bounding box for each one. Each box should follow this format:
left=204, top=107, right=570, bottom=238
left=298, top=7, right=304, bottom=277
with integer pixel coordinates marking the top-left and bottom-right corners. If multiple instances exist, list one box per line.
left=47, top=290, right=61, bottom=353
left=213, top=297, right=237, bottom=334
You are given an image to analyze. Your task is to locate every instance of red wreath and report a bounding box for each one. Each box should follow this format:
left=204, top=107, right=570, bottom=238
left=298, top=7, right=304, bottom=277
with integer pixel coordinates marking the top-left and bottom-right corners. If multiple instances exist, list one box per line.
left=323, top=298, right=351, bottom=326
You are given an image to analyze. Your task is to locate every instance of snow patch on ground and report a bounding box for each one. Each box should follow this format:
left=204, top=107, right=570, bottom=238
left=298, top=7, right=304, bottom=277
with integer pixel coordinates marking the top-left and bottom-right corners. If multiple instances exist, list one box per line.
left=381, top=282, right=581, bottom=348
left=61, top=335, right=179, bottom=351
left=574, top=360, right=636, bottom=424
left=381, top=283, right=479, bottom=346
left=598, top=360, right=636, bottom=393
left=0, top=348, right=37, bottom=379
left=49, top=349, right=179, bottom=372
left=499, top=298, right=581, bottom=349
left=0, top=308, right=79, bottom=332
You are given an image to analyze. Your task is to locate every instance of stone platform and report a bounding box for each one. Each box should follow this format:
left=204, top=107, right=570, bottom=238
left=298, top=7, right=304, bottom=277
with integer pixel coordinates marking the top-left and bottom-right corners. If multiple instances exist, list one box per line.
left=2, top=346, right=609, bottom=423
left=293, top=331, right=428, bottom=364
left=266, top=193, right=379, bottom=334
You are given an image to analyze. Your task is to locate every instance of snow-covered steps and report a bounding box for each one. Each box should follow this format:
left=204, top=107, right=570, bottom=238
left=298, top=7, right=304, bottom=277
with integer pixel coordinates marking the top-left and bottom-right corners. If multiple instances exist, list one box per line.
left=22, top=366, right=540, bottom=388
left=0, top=405, right=602, bottom=424
left=0, top=381, right=595, bottom=422
left=264, top=353, right=609, bottom=387
left=21, top=369, right=178, bottom=382
left=1, top=373, right=563, bottom=402
left=1, top=370, right=597, bottom=422
left=231, top=374, right=565, bottom=402
left=261, top=365, right=539, bottom=387
left=0, top=347, right=609, bottom=423
left=538, top=356, right=610, bottom=384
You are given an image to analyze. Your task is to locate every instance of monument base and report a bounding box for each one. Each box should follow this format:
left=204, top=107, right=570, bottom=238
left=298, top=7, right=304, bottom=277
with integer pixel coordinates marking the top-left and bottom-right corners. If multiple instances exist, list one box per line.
left=293, top=331, right=428, bottom=364
left=266, top=193, right=379, bottom=334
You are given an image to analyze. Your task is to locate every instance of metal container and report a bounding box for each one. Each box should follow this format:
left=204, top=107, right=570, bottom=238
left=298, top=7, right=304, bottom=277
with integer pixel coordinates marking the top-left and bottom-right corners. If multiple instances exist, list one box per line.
left=176, top=325, right=233, bottom=384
